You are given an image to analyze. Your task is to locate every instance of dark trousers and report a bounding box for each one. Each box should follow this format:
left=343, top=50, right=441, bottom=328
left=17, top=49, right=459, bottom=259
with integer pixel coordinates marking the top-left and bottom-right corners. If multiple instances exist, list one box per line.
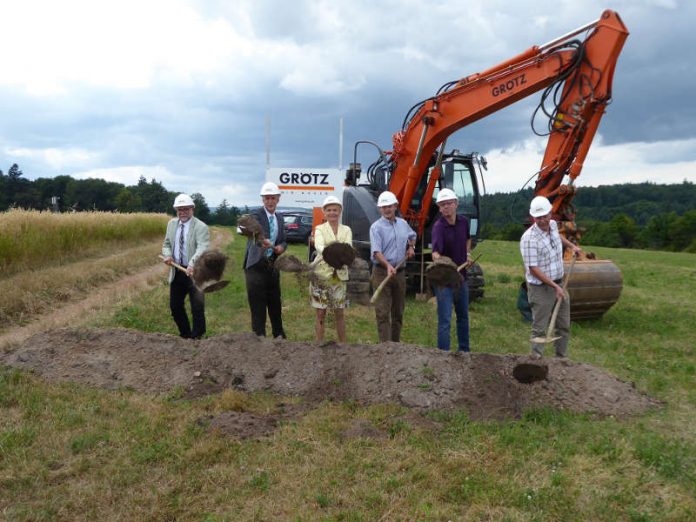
left=245, top=262, right=285, bottom=338
left=170, top=269, right=206, bottom=339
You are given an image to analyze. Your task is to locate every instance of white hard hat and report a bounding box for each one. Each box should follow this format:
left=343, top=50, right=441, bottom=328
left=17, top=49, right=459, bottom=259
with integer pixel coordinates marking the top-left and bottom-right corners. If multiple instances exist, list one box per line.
left=529, top=196, right=552, bottom=217
left=377, top=191, right=398, bottom=207
left=436, top=188, right=458, bottom=204
left=173, top=194, right=195, bottom=208
left=322, top=195, right=342, bottom=209
left=260, top=182, right=281, bottom=196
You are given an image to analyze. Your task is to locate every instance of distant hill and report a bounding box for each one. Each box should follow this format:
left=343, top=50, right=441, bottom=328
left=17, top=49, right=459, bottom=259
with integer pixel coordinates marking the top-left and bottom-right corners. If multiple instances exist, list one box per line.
left=481, top=181, right=696, bottom=227
left=479, top=181, right=696, bottom=252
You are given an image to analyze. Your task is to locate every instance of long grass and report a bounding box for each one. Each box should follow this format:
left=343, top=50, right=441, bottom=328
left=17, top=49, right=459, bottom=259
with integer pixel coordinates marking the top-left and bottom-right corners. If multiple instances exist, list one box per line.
left=1, top=234, right=695, bottom=520
left=0, top=209, right=169, bottom=276
left=0, top=240, right=165, bottom=331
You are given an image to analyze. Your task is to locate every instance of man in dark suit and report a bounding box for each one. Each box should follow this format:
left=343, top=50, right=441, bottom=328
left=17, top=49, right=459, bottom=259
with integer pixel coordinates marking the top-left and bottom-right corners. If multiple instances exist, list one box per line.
left=243, top=182, right=287, bottom=338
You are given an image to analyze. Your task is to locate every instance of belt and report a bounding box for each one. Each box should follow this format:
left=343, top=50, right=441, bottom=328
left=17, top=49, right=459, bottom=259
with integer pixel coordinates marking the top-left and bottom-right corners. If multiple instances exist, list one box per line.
left=530, top=278, right=562, bottom=286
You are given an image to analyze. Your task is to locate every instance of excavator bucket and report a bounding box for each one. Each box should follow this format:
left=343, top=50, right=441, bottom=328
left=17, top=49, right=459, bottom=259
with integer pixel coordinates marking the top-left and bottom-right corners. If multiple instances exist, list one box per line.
left=567, top=259, right=623, bottom=320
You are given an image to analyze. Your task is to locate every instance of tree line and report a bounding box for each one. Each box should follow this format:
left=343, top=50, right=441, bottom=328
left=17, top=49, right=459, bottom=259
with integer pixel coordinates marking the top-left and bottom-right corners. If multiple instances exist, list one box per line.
left=3, top=163, right=695, bottom=252
left=480, top=181, right=696, bottom=253
left=0, top=164, right=243, bottom=226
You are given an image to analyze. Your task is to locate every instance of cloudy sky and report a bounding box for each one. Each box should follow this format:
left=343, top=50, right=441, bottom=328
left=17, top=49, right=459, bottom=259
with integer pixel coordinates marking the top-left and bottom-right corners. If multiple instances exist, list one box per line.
left=1, top=0, right=695, bottom=208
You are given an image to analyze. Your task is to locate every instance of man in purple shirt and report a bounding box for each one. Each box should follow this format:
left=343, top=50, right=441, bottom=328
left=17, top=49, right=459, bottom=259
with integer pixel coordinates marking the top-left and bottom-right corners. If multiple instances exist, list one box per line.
left=431, top=189, right=474, bottom=352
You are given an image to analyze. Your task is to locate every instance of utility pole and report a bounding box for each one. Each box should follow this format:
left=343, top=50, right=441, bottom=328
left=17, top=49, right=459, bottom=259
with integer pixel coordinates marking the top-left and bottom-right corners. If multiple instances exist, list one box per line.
left=265, top=115, right=271, bottom=170
left=339, top=116, right=344, bottom=172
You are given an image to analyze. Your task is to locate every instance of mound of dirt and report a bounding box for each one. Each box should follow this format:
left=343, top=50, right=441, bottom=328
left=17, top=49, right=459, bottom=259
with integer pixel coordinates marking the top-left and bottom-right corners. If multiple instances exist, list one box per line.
left=1, top=328, right=661, bottom=421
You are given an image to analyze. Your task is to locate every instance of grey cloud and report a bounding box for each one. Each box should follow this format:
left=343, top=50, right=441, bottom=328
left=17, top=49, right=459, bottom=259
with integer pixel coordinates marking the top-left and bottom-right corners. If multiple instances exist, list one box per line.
left=3, top=0, right=696, bottom=208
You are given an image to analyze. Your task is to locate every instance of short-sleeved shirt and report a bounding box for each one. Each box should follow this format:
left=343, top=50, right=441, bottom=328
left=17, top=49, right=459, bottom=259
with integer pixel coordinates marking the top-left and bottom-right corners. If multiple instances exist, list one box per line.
left=369, top=216, right=417, bottom=267
left=520, top=219, right=564, bottom=285
left=431, top=214, right=470, bottom=267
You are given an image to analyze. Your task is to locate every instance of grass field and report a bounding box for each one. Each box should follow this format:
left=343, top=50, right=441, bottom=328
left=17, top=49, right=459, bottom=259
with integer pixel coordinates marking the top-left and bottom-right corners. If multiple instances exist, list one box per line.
left=0, top=209, right=168, bottom=275
left=1, top=233, right=695, bottom=520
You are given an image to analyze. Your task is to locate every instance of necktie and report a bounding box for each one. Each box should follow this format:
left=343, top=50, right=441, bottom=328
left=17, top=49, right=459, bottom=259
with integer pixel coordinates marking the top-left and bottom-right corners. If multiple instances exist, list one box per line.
left=178, top=223, right=185, bottom=265
left=267, top=215, right=275, bottom=258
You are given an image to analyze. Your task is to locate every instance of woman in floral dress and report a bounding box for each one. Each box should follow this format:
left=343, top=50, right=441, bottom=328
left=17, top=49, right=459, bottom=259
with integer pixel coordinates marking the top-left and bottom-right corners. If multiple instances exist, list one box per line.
left=310, top=195, right=352, bottom=342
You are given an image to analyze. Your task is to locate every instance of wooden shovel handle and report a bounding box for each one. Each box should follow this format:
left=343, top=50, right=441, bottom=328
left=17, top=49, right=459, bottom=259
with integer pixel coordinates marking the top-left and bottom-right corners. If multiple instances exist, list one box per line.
left=457, top=252, right=483, bottom=272
left=158, top=254, right=188, bottom=274
left=370, top=257, right=407, bottom=304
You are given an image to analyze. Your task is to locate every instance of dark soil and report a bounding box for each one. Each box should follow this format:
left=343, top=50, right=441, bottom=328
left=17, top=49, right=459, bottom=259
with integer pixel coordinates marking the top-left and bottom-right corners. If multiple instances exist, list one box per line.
left=2, top=328, right=661, bottom=434
left=321, top=242, right=356, bottom=269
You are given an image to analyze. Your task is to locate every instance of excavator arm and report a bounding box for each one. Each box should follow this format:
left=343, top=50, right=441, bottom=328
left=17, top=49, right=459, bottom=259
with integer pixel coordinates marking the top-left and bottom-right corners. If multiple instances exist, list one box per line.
left=387, top=10, right=629, bottom=240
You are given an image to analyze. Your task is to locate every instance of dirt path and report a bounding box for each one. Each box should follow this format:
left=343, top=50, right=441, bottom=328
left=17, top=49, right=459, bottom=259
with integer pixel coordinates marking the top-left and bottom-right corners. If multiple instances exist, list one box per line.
left=0, top=227, right=232, bottom=351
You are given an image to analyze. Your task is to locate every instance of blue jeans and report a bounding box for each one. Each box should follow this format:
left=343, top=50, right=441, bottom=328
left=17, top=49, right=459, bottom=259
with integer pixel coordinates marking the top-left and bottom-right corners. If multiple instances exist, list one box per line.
left=435, top=283, right=469, bottom=352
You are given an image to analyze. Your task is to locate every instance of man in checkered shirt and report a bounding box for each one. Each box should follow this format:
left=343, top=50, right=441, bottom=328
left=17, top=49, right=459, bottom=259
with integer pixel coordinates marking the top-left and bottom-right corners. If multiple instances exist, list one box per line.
left=520, top=196, right=582, bottom=358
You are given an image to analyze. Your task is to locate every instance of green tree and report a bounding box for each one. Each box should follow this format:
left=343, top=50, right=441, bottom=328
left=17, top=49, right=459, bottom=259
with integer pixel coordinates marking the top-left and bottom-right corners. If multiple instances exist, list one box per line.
left=639, top=212, right=679, bottom=250
left=608, top=214, right=639, bottom=248
left=498, top=223, right=525, bottom=241
left=668, top=210, right=696, bottom=251
left=4, top=164, right=40, bottom=209
left=213, top=199, right=240, bottom=226
left=115, top=188, right=143, bottom=212
left=0, top=168, right=6, bottom=210
left=191, top=193, right=211, bottom=223
left=33, top=175, right=74, bottom=211
left=581, top=220, right=618, bottom=248
left=134, top=177, right=171, bottom=213
left=64, top=178, right=122, bottom=211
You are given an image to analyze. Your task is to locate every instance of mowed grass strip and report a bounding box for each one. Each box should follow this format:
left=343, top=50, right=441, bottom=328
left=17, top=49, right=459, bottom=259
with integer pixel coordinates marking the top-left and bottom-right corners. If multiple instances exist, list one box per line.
left=2, top=235, right=695, bottom=520
left=0, top=239, right=166, bottom=331
left=0, top=209, right=168, bottom=276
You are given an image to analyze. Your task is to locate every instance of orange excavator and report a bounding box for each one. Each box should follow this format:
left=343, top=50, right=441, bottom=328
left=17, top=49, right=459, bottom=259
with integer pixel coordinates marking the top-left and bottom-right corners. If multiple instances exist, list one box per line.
left=342, top=9, right=629, bottom=320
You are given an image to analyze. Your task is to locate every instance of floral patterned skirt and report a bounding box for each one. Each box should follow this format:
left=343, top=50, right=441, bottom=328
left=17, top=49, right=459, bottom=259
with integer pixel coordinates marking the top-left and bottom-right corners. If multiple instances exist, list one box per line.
left=309, top=276, right=348, bottom=309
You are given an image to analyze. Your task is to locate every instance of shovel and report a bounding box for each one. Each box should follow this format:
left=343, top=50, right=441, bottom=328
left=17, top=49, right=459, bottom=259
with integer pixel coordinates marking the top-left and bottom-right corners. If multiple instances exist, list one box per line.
left=530, top=254, right=577, bottom=345
left=416, top=237, right=428, bottom=301
left=159, top=255, right=230, bottom=293
left=370, top=257, right=407, bottom=304
left=456, top=252, right=483, bottom=272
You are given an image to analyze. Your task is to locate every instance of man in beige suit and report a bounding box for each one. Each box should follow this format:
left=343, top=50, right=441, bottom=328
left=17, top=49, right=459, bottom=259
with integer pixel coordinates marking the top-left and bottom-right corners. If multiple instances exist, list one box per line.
left=161, top=194, right=210, bottom=339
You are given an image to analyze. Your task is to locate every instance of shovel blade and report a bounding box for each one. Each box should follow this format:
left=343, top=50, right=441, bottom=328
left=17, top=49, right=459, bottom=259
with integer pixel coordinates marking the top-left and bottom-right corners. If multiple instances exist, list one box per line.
left=200, top=280, right=230, bottom=293
left=530, top=335, right=561, bottom=344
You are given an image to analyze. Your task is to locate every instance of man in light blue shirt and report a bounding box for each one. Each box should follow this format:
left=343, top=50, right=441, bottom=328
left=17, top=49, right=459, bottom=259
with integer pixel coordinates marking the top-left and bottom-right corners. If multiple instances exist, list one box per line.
left=369, top=191, right=416, bottom=342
